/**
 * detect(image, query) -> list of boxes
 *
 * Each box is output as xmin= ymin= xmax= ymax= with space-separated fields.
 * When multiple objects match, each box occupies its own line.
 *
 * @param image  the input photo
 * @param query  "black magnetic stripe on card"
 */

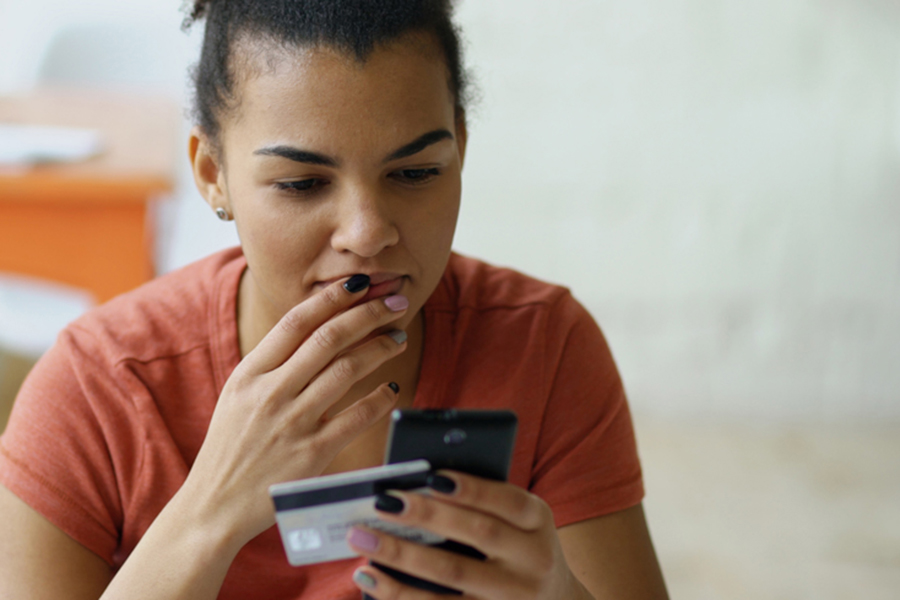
xmin=273 ymin=480 xmax=372 ymax=511
xmin=272 ymin=471 xmax=430 ymax=512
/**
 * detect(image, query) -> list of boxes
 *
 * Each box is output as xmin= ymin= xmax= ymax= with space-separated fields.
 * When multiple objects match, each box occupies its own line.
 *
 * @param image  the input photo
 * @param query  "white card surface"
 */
xmin=270 ymin=460 xmax=444 ymax=566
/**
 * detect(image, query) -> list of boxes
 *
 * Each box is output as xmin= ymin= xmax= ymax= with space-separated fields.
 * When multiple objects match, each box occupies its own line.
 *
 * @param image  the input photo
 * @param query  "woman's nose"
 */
xmin=330 ymin=190 xmax=400 ymax=257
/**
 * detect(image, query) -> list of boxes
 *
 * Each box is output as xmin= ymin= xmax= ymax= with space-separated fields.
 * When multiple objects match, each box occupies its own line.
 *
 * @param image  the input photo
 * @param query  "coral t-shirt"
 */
xmin=0 ymin=248 xmax=643 ymax=599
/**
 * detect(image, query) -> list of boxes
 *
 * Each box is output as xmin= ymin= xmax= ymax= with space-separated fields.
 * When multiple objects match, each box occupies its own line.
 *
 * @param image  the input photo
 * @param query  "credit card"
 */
xmin=270 ymin=459 xmax=444 ymax=566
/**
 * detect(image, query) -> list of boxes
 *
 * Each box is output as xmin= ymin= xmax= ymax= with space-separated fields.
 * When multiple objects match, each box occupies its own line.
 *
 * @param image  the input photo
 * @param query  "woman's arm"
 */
xmin=558 ymin=504 xmax=669 ymax=600
xmin=102 ymin=281 xmax=408 ymax=599
xmin=0 ymin=278 xmax=409 ymax=599
xmin=0 ymin=484 xmax=112 ymax=599
xmin=0 ymin=470 xmax=248 ymax=600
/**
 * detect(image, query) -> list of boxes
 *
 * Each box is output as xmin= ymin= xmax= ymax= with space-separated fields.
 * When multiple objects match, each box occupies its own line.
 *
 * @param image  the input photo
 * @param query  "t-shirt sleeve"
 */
xmin=0 ymin=327 xmax=130 ymax=565
xmin=529 ymin=294 xmax=644 ymax=528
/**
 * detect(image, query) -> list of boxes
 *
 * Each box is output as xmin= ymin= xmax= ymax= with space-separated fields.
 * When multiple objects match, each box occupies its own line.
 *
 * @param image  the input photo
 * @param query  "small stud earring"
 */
xmin=215 ymin=207 xmax=231 ymax=221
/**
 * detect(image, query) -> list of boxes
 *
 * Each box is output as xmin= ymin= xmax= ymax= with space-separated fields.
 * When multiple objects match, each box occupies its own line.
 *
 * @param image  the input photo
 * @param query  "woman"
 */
xmin=0 ymin=1 xmax=668 ymax=598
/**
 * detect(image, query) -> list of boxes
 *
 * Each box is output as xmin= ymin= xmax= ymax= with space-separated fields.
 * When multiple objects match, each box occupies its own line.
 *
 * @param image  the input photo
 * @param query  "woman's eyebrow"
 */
xmin=384 ymin=129 xmax=454 ymax=162
xmin=252 ymin=128 xmax=453 ymax=166
xmin=253 ymin=146 xmax=338 ymax=167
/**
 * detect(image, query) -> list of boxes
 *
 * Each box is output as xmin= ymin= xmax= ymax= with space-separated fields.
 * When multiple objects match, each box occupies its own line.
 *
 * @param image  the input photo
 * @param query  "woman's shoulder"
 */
xmin=434 ymin=252 xmax=575 ymax=314
xmin=62 ymin=247 xmax=245 ymax=366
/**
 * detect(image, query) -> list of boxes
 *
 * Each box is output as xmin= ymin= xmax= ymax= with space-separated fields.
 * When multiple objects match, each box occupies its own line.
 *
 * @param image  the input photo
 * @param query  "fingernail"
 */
xmin=374 ymin=492 xmax=405 ymax=514
xmin=344 ymin=274 xmax=370 ymax=293
xmin=427 ymin=474 xmax=457 ymax=495
xmin=384 ymin=294 xmax=409 ymax=312
xmin=388 ymin=382 xmax=400 ymax=394
xmin=348 ymin=527 xmax=380 ymax=552
xmin=353 ymin=569 xmax=377 ymax=590
xmin=388 ymin=329 xmax=407 ymax=345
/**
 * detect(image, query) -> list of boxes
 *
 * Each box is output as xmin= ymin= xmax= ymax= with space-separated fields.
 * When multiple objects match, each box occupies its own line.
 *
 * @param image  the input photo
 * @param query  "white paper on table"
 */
xmin=0 ymin=123 xmax=104 ymax=165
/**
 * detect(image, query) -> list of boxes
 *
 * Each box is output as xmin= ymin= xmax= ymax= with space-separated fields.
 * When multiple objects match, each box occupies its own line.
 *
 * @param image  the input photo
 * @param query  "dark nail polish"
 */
xmin=344 ymin=274 xmax=370 ymax=293
xmin=388 ymin=382 xmax=400 ymax=394
xmin=374 ymin=493 xmax=405 ymax=514
xmin=426 ymin=474 xmax=457 ymax=495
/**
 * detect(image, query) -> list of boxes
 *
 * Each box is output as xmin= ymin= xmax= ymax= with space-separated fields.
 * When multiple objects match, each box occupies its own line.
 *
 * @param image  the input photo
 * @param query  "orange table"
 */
xmin=0 ymin=88 xmax=179 ymax=303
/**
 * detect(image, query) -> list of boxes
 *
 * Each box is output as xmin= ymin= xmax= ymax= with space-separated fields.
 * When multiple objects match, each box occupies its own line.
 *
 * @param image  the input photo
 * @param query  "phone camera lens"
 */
xmin=443 ymin=428 xmax=467 ymax=445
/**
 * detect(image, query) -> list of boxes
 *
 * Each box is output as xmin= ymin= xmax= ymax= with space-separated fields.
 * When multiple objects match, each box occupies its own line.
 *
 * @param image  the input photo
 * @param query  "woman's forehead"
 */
xmin=224 ymin=36 xmax=457 ymax=155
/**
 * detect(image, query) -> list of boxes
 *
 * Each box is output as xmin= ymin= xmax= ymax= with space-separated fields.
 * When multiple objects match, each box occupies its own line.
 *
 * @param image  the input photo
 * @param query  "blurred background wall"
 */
xmin=2 ymin=0 xmax=897 ymax=423
xmin=2 ymin=1 xmax=899 ymax=597
xmin=4 ymin=0 xmax=897 ymax=423
xmin=457 ymin=1 xmax=900 ymax=423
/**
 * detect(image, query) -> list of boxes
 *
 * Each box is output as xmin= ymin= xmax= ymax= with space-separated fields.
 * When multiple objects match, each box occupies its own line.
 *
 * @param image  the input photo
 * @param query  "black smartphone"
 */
xmin=363 ymin=409 xmax=518 ymax=598
xmin=385 ymin=409 xmax=518 ymax=479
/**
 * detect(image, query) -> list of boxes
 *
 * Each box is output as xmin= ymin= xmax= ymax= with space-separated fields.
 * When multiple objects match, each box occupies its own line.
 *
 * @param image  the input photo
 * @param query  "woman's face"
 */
xmin=194 ymin=35 xmax=466 ymax=330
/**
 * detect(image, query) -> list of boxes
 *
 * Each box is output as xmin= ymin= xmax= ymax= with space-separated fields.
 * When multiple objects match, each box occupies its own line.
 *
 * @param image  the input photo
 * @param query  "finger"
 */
xmin=371 ymin=490 xmax=546 ymax=566
xmin=297 ymin=327 xmax=407 ymax=418
xmin=424 ymin=472 xmax=550 ymax=532
xmin=241 ymin=277 xmax=370 ymax=374
xmin=351 ymin=566 xmax=479 ymax=600
xmin=319 ymin=382 xmax=400 ymax=445
xmin=278 ymin=294 xmax=409 ymax=393
xmin=347 ymin=526 xmax=516 ymax=599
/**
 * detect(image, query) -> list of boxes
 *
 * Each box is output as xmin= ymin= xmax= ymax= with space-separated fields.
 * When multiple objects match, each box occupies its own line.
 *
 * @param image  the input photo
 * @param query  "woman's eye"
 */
xmin=394 ymin=167 xmax=440 ymax=184
xmin=274 ymin=179 xmax=326 ymax=194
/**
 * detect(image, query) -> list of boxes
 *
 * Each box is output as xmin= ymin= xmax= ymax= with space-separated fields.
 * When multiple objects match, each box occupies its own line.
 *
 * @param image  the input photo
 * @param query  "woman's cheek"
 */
xmin=232 ymin=193 xmax=324 ymax=306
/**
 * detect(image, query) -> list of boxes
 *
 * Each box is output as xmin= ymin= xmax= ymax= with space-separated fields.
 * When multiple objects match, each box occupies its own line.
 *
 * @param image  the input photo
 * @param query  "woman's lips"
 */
xmin=360 ymin=277 xmax=405 ymax=302
xmin=314 ymin=274 xmax=406 ymax=303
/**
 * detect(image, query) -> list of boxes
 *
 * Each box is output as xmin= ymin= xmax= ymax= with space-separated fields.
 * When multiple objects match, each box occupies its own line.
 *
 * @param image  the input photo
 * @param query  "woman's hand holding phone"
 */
xmin=175 ymin=276 xmax=409 ymax=551
xmin=347 ymin=471 xmax=595 ymax=600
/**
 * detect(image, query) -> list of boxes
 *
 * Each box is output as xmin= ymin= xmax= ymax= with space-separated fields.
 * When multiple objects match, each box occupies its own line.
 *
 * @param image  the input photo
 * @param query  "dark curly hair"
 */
xmin=183 ymin=0 xmax=470 ymax=148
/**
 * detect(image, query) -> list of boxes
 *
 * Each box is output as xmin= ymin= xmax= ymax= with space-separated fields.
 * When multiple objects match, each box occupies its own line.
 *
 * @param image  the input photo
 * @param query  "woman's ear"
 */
xmin=455 ymin=115 xmax=468 ymax=170
xmin=188 ymin=126 xmax=231 ymax=216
